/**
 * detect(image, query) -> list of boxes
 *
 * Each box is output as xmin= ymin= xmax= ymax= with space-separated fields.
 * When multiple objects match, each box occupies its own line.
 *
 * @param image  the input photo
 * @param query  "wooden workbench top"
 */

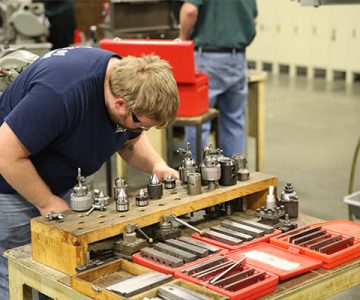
xmin=31 ymin=172 xmax=277 ymax=245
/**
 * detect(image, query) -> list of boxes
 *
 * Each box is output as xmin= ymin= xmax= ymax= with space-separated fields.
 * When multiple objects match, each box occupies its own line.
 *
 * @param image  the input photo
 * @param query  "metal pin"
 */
xmin=209 ymin=257 xmax=246 ymax=284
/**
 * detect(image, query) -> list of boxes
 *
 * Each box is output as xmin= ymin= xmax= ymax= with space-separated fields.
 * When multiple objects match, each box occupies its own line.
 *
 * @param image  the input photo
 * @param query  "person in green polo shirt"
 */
xmin=179 ymin=0 xmax=258 ymax=157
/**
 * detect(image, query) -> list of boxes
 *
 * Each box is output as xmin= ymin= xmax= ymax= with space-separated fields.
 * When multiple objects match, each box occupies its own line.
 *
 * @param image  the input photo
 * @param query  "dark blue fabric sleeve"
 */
xmin=4 ymin=84 xmax=70 ymax=155
xmin=127 ymin=131 xmax=142 ymax=140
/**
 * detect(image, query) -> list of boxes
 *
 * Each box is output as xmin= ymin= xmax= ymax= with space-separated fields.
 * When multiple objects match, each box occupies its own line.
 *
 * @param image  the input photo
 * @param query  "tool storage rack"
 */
xmin=30 ymin=172 xmax=277 ymax=275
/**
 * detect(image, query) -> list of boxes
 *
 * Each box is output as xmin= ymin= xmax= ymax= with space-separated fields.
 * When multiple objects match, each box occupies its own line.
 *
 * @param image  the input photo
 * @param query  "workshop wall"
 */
xmin=75 ymin=0 xmax=105 ymax=40
xmin=247 ymin=0 xmax=360 ymax=84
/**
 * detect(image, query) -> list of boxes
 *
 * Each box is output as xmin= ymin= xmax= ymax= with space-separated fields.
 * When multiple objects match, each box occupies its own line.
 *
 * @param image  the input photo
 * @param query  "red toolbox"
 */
xmin=177 ymin=73 xmax=209 ymax=116
xmin=99 ymin=38 xmax=209 ymax=117
xmin=228 ymin=242 xmax=322 ymax=280
xmin=270 ymin=220 xmax=360 ymax=269
xmin=192 ymin=229 xmax=282 ymax=252
xmin=99 ymin=38 xmax=196 ymax=84
xmin=174 ymin=255 xmax=279 ymax=300
xmin=132 ymin=238 xmax=228 ymax=275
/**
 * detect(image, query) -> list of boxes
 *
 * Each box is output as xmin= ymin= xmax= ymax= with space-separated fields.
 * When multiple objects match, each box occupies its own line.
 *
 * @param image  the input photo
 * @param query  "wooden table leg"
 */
xmin=7 ymin=258 xmax=91 ymax=300
xmin=8 ymin=260 xmax=31 ymax=300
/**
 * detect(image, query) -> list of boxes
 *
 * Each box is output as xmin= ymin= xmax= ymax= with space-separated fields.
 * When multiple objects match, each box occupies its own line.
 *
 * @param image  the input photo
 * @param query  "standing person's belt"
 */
xmin=195 ymin=46 xmax=245 ymax=53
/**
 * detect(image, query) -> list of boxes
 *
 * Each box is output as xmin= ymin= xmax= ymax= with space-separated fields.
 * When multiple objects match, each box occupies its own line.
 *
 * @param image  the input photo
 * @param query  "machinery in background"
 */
xmin=0 ymin=0 xmax=51 ymax=55
xmin=100 ymin=0 xmax=179 ymax=39
xmin=0 ymin=0 xmax=52 ymax=91
xmin=0 ymin=46 xmax=38 ymax=92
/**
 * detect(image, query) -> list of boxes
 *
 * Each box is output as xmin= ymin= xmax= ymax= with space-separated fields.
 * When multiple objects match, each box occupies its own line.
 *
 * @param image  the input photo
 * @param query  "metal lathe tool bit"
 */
xmin=209 ymin=257 xmax=246 ymax=284
xmin=107 ymin=272 xmax=172 ymax=297
xmin=181 ymin=256 xmax=226 ymax=275
xmin=177 ymin=237 xmax=220 ymax=254
xmin=297 ymin=233 xmax=332 ymax=247
xmin=192 ymin=261 xmax=235 ymax=279
xmin=164 ymin=175 xmax=176 ymax=189
xmin=136 ymin=188 xmax=149 ymax=207
xmin=157 ymin=283 xmax=212 ymax=300
xmin=211 ymin=226 xmax=252 ymax=241
xmin=275 ymin=225 xmax=310 ymax=239
xmin=319 ymin=236 xmax=354 ymax=255
xmin=213 ymin=268 xmax=255 ymax=287
xmin=309 ymin=235 xmax=342 ymax=250
xmin=187 ymin=172 xmax=202 ymax=195
xmin=140 ymin=247 xmax=184 ymax=267
xmin=203 ymin=229 xmax=243 ymax=245
xmin=46 ymin=211 xmax=64 ymax=221
xmin=229 ymin=218 xmax=275 ymax=234
xmin=292 ymin=229 xmax=327 ymax=245
xmin=288 ymin=226 xmax=322 ymax=243
xmin=154 ymin=242 xmax=197 ymax=263
xmin=165 ymin=239 xmax=209 ymax=258
xmin=223 ymin=271 xmax=266 ymax=291
xmin=221 ymin=220 xmax=265 ymax=237
xmin=147 ymin=174 xmax=163 ymax=199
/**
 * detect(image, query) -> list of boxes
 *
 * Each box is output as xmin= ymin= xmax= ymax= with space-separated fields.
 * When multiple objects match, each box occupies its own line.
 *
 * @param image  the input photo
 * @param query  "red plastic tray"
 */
xmin=192 ymin=229 xmax=282 ymax=251
xmin=132 ymin=241 xmax=228 ymax=275
xmin=174 ymin=255 xmax=279 ymax=300
xmin=177 ymin=73 xmax=209 ymax=117
xmin=270 ymin=220 xmax=360 ymax=269
xmin=228 ymin=242 xmax=322 ymax=280
xmin=99 ymin=39 xmax=196 ymax=84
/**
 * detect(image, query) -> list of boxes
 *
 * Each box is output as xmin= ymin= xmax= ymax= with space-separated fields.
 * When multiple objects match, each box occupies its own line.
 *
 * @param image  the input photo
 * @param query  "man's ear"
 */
xmin=113 ymin=97 xmax=126 ymax=112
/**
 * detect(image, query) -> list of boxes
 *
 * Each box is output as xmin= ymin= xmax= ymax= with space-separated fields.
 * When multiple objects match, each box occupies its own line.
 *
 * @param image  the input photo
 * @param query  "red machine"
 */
xmin=99 ymin=39 xmax=209 ymax=116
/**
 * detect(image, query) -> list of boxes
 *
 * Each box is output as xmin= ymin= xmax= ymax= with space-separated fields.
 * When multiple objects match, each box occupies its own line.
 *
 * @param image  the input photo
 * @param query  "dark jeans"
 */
xmin=0 ymin=193 xmax=39 ymax=299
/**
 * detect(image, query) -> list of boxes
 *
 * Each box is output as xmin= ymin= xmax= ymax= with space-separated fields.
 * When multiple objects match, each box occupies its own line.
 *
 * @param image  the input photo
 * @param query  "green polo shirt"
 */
xmin=185 ymin=0 xmax=258 ymax=49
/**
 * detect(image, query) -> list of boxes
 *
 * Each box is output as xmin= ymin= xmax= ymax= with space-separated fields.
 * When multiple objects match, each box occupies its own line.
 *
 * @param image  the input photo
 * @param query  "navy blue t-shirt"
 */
xmin=0 ymin=46 xmax=140 ymax=195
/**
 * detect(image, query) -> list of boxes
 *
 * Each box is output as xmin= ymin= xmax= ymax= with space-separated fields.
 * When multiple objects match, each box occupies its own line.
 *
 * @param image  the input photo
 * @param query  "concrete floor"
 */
xmin=262 ymin=74 xmax=360 ymax=221
xmin=93 ymin=73 xmax=360 ymax=299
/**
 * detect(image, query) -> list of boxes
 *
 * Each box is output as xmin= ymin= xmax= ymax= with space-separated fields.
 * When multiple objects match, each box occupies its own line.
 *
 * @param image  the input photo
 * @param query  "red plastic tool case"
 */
xmin=192 ymin=229 xmax=282 ymax=251
xmin=228 ymin=242 xmax=322 ymax=280
xmin=270 ymin=220 xmax=360 ymax=269
xmin=99 ymin=38 xmax=209 ymax=117
xmin=174 ymin=255 xmax=279 ymax=300
xmin=177 ymin=73 xmax=209 ymax=116
xmin=132 ymin=242 xmax=228 ymax=275
xmin=100 ymin=39 xmax=196 ymax=84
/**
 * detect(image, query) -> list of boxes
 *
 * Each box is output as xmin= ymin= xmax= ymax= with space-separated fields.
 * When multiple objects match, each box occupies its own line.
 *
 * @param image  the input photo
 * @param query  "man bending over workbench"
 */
xmin=0 ymin=46 xmax=179 ymax=299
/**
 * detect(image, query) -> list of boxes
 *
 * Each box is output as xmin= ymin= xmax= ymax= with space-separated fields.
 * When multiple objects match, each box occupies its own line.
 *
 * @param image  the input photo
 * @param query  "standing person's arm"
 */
xmin=0 ymin=122 xmax=69 ymax=216
xmin=118 ymin=133 xmax=179 ymax=181
xmin=179 ymin=2 xmax=198 ymax=40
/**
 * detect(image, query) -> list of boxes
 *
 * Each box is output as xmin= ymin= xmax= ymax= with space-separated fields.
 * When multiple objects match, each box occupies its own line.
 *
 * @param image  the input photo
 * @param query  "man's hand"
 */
xmin=152 ymin=163 xmax=179 ymax=181
xmin=37 ymin=195 xmax=70 ymax=216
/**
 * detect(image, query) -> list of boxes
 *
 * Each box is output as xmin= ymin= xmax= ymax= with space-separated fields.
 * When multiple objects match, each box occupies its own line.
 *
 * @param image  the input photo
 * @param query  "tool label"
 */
xmin=244 ymin=250 xmax=300 ymax=270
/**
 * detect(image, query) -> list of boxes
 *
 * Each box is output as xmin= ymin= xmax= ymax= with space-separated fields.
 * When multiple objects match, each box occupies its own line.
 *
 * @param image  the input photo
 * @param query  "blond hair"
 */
xmin=109 ymin=55 xmax=179 ymax=128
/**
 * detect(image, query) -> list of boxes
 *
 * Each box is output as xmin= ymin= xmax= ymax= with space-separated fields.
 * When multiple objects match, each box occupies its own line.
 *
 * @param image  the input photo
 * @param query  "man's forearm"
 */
xmin=179 ymin=3 xmax=198 ymax=40
xmin=118 ymin=133 xmax=167 ymax=174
